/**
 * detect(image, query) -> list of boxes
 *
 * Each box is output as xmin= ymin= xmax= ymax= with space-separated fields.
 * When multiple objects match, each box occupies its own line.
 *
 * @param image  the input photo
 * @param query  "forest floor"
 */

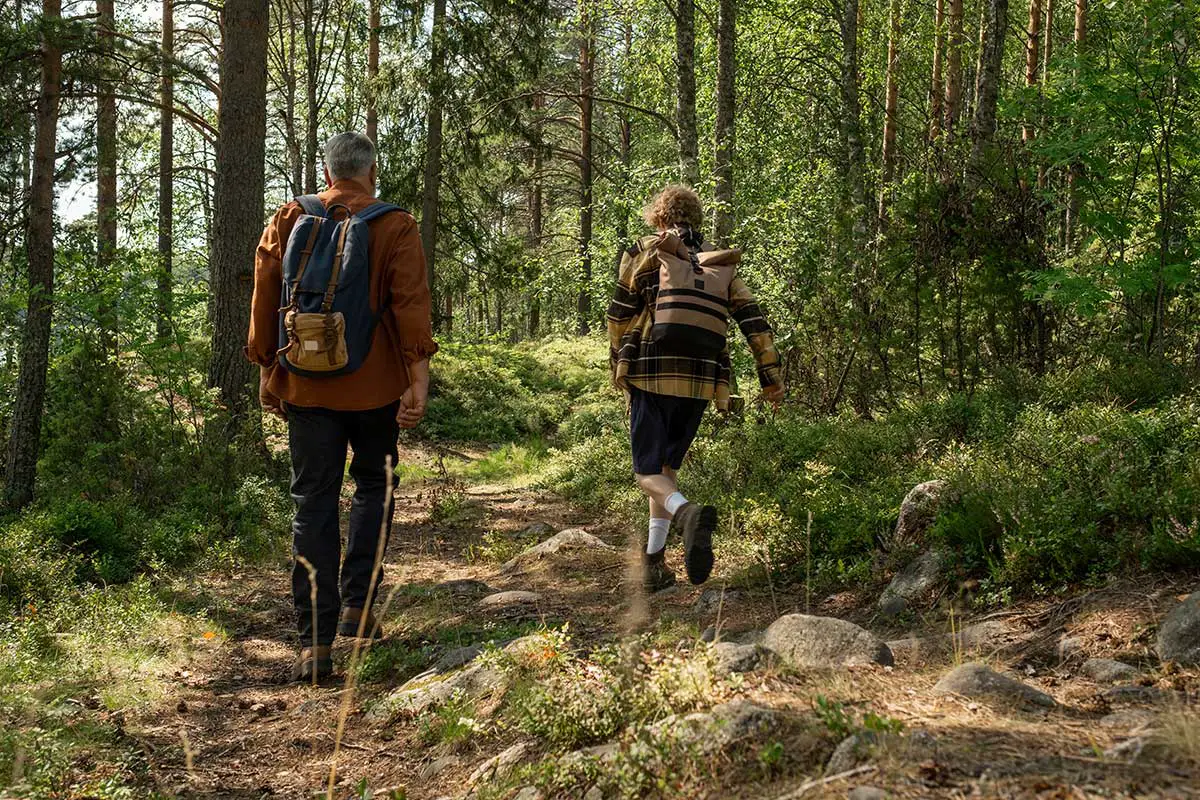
xmin=29 ymin=443 xmax=1200 ymax=800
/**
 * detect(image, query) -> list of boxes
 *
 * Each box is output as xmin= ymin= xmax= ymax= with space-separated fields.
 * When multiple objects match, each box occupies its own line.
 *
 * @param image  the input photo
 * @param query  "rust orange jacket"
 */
xmin=245 ymin=180 xmax=438 ymax=411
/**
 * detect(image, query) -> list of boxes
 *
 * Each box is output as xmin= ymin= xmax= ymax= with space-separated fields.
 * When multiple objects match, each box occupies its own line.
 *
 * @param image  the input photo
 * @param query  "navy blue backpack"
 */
xmin=277 ymin=195 xmax=404 ymax=377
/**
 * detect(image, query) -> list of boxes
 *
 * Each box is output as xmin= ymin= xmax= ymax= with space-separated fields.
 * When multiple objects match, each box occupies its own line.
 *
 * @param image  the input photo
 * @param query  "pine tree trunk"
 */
xmin=157 ymin=0 xmax=174 ymax=339
xmin=968 ymin=0 xmax=1010 ymax=180
xmin=1038 ymin=0 xmax=1054 ymax=189
xmin=577 ymin=0 xmax=594 ymax=336
xmin=713 ymin=0 xmax=736 ymax=246
xmin=615 ymin=17 xmax=633 ymax=275
xmin=366 ymin=0 xmax=379 ymax=144
xmin=96 ymin=0 xmax=118 ymax=354
xmin=303 ymin=0 xmax=318 ymax=193
xmin=878 ymin=0 xmax=901 ymax=224
xmin=207 ymin=0 xmax=269 ymax=422
xmin=943 ymin=0 xmax=965 ymax=138
xmin=421 ymin=0 xmax=446 ymax=326
xmin=674 ymin=0 xmax=698 ymax=186
xmin=1023 ymin=0 xmax=1043 ymax=143
xmin=930 ymin=0 xmax=945 ymax=142
xmin=5 ymin=0 xmax=61 ymax=510
xmin=1065 ymin=0 xmax=1086 ymax=250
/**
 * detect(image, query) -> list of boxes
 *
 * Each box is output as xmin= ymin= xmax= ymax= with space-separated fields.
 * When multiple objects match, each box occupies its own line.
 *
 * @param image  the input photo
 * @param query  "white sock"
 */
xmin=647 ymin=518 xmax=671 ymax=554
xmin=664 ymin=492 xmax=688 ymax=516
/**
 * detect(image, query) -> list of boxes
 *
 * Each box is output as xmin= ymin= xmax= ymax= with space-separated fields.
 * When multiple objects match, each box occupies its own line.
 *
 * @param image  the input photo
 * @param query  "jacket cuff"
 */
xmin=244 ymin=345 xmax=277 ymax=368
xmin=401 ymin=337 xmax=439 ymax=365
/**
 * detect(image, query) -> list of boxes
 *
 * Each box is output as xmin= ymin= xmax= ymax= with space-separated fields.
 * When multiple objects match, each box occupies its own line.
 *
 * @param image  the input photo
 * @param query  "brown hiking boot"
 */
xmin=338 ymin=607 xmax=384 ymax=640
xmin=672 ymin=503 xmax=717 ymax=585
xmin=643 ymin=548 xmax=677 ymax=593
xmin=291 ymin=645 xmax=334 ymax=683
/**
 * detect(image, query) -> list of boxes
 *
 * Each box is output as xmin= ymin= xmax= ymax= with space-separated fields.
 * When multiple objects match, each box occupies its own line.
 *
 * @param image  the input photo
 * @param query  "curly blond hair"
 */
xmin=643 ymin=185 xmax=704 ymax=231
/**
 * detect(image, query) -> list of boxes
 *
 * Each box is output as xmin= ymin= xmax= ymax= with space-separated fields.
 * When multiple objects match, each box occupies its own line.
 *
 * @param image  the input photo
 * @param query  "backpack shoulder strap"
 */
xmin=354 ymin=202 xmax=406 ymax=223
xmin=295 ymin=194 xmax=327 ymax=217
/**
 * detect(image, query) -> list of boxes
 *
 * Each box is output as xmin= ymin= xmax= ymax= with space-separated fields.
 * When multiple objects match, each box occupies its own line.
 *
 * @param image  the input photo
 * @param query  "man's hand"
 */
xmin=259 ymin=367 xmax=286 ymax=420
xmin=398 ymin=359 xmax=430 ymax=429
xmin=762 ymin=382 xmax=786 ymax=409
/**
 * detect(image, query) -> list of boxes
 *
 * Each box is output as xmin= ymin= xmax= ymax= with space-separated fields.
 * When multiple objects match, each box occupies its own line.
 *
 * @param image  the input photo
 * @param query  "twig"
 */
xmin=773 ymin=765 xmax=877 ymax=799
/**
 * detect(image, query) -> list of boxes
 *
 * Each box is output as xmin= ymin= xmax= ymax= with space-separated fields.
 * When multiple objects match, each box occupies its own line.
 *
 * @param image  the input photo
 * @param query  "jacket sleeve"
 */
xmin=729 ymin=276 xmax=783 ymax=389
xmin=386 ymin=215 xmax=439 ymax=365
xmin=245 ymin=206 xmax=289 ymax=367
xmin=606 ymin=245 xmax=646 ymax=367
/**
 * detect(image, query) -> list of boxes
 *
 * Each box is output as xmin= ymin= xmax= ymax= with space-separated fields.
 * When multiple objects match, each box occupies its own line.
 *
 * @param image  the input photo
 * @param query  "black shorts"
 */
xmin=629 ymin=387 xmax=709 ymax=475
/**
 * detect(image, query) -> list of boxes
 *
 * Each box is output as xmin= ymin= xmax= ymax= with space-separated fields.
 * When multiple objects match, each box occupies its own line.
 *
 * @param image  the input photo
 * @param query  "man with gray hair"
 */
xmin=247 ymin=132 xmax=438 ymax=681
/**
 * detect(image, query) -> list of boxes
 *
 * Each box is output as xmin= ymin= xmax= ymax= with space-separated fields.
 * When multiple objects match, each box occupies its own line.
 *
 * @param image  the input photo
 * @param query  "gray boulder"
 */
xmin=710 ymin=642 xmax=765 ymax=675
xmin=1081 ymin=658 xmax=1139 ymax=683
xmin=878 ymin=548 xmax=945 ymax=617
xmin=501 ymin=528 xmax=615 ymax=572
xmin=369 ymin=663 xmax=506 ymax=720
xmin=932 ymin=662 xmax=1056 ymax=708
xmin=432 ymin=644 xmax=483 ymax=673
xmin=1102 ymin=685 xmax=1170 ymax=705
xmin=764 ymin=614 xmax=894 ymax=669
xmin=650 ymin=700 xmax=777 ymax=752
xmin=826 ymin=733 xmax=876 ymax=774
xmin=434 ymin=578 xmax=491 ymax=596
xmin=1157 ymin=590 xmax=1200 ymax=665
xmin=883 ymin=480 xmax=951 ymax=551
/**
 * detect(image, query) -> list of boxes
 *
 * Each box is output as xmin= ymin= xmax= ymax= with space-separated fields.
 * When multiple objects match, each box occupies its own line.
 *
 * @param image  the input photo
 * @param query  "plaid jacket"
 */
xmin=607 ymin=234 xmax=783 ymax=409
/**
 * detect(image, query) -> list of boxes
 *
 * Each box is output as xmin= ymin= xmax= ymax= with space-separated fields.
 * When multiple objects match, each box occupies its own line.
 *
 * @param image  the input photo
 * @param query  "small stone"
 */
xmin=700 ymin=626 xmax=717 ymax=643
xmin=467 ymin=742 xmax=530 ymax=787
xmin=371 ymin=663 xmax=507 ymax=720
xmin=878 ymin=549 xmax=945 ymax=617
xmin=932 ymin=662 xmax=1056 ymax=708
xmin=522 ymin=521 xmax=556 ymax=538
xmin=1099 ymin=709 xmax=1156 ymax=730
xmin=1102 ymin=685 xmax=1169 ymax=704
xmin=1056 ymin=636 xmax=1085 ymax=662
xmin=1081 ymin=658 xmax=1139 ymax=683
xmin=763 ymin=614 xmax=894 ymax=669
xmin=479 ymin=590 xmax=542 ymax=609
xmin=249 ymin=702 xmax=267 ymax=715
xmin=435 ymin=578 xmax=492 ymax=596
xmin=650 ymin=700 xmax=776 ymax=753
xmin=693 ymin=588 xmax=742 ymax=615
xmin=418 ymin=756 xmax=458 ymax=781
xmin=884 ymin=480 xmax=951 ymax=551
xmin=848 ymin=788 xmax=887 ymax=800
xmin=512 ymin=788 xmax=543 ymax=800
xmin=582 ymin=787 xmax=603 ymax=800
xmin=710 ymin=642 xmax=764 ymax=675
xmin=1157 ymin=590 xmax=1200 ymax=665
xmin=433 ymin=644 xmax=483 ymax=673
xmin=827 ymin=733 xmax=876 ymax=774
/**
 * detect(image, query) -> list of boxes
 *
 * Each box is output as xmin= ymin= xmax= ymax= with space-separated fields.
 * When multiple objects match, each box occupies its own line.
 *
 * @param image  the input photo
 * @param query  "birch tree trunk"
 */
xmin=421 ymin=0 xmax=447 ymax=323
xmin=968 ymin=0 xmax=1010 ymax=181
xmin=366 ymin=0 xmax=379 ymax=143
xmin=879 ymin=0 xmax=901 ymax=224
xmin=97 ymin=0 xmax=118 ymax=353
xmin=930 ymin=0 xmax=945 ymax=142
xmin=577 ymin=0 xmax=595 ymax=335
xmin=1065 ymin=0 xmax=1086 ymax=250
xmin=157 ymin=0 xmax=174 ymax=339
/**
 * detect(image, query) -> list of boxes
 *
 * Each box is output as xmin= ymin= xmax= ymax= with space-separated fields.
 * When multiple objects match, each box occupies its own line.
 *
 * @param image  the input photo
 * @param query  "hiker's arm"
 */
xmin=245 ymin=206 xmax=289 ymax=368
xmin=386 ymin=216 xmax=440 ymax=369
xmin=606 ymin=248 xmax=645 ymax=368
xmin=729 ymin=277 xmax=784 ymax=397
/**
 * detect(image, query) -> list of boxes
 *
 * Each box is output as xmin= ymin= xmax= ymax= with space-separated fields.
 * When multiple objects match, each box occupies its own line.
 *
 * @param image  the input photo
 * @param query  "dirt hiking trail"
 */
xmin=122 ymin=446 xmax=1198 ymax=799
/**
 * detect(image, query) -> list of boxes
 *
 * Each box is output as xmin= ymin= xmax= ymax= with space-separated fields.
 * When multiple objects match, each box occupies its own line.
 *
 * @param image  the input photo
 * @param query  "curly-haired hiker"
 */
xmin=607 ymin=186 xmax=785 ymax=593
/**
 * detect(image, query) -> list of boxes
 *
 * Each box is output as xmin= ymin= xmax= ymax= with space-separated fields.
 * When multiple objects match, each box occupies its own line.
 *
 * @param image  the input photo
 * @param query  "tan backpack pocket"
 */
xmin=282 ymin=309 xmax=349 ymax=372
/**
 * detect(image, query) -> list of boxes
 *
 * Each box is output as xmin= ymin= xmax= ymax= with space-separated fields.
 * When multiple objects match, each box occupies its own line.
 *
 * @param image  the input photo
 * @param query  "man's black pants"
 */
xmin=287 ymin=401 xmax=399 ymax=646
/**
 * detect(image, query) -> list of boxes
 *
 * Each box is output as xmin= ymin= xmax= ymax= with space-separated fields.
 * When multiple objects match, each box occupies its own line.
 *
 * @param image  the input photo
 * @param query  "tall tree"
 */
xmin=366 ymin=0 xmax=379 ymax=144
xmin=930 ymin=0 xmax=945 ymax=142
xmin=5 ymin=0 xmax=62 ymax=510
xmin=968 ymin=0 xmax=1010 ymax=178
xmin=577 ymin=0 xmax=594 ymax=335
xmin=878 ymin=0 xmax=901 ymax=224
xmin=713 ymin=0 xmax=736 ymax=245
xmin=943 ymin=0 xmax=965 ymax=138
xmin=207 ymin=0 xmax=269 ymax=421
xmin=157 ymin=0 xmax=174 ymax=339
xmin=97 ymin=0 xmax=118 ymax=353
xmin=1064 ymin=0 xmax=1086 ymax=249
xmin=1022 ymin=0 xmax=1043 ymax=144
xmin=421 ymin=0 xmax=447 ymax=323
xmin=1038 ymin=0 xmax=1055 ymax=189
xmin=674 ymin=0 xmax=698 ymax=186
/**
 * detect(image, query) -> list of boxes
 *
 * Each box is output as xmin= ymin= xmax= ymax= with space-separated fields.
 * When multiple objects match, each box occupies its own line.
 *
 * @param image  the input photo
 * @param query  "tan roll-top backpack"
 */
xmin=649 ymin=230 xmax=741 ymax=358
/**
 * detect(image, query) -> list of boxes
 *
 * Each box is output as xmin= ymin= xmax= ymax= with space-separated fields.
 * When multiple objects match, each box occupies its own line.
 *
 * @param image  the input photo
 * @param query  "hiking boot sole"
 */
xmin=683 ymin=505 xmax=717 ymax=585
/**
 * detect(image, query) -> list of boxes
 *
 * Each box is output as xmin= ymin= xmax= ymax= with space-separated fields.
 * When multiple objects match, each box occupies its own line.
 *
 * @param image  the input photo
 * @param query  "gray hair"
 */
xmin=323 ymin=132 xmax=376 ymax=180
